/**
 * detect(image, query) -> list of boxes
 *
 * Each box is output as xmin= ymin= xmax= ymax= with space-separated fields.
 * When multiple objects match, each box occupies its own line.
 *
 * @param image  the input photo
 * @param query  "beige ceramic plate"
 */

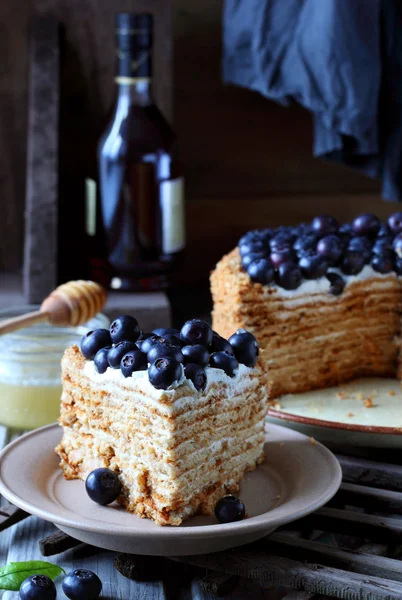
xmin=268 ymin=378 xmax=402 ymax=448
xmin=0 ymin=423 xmax=341 ymax=556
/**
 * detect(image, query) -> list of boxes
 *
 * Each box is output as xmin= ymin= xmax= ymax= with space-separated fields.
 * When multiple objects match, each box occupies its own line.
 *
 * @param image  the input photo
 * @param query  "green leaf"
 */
xmin=0 ymin=560 xmax=65 ymax=591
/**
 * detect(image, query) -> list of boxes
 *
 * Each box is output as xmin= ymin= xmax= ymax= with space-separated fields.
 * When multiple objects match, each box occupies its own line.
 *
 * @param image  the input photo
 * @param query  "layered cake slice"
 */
xmin=56 ymin=316 xmax=267 ymax=526
xmin=211 ymin=213 xmax=402 ymax=398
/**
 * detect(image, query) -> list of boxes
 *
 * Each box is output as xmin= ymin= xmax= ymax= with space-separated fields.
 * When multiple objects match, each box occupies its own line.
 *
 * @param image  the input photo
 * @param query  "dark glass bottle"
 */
xmin=96 ymin=13 xmax=185 ymax=291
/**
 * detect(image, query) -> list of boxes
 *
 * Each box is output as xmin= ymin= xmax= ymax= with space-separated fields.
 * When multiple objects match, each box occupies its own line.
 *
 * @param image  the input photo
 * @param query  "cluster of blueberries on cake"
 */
xmin=80 ymin=315 xmax=259 ymax=391
xmin=239 ymin=212 xmax=402 ymax=294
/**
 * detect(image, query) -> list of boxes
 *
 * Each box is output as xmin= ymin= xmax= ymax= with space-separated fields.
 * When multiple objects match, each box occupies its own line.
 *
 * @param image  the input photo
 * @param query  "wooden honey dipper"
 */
xmin=0 ymin=280 xmax=107 ymax=336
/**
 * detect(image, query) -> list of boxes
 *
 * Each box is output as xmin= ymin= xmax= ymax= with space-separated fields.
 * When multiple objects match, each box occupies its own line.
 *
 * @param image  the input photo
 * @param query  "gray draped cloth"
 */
xmin=223 ymin=0 xmax=402 ymax=201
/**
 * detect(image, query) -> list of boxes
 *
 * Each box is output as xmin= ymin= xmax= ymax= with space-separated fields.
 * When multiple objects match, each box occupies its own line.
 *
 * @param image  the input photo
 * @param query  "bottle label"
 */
xmin=160 ymin=177 xmax=185 ymax=254
xmin=85 ymin=178 xmax=97 ymax=237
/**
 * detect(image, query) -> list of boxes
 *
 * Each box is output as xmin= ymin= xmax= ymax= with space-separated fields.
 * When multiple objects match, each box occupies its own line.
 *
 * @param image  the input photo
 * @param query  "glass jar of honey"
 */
xmin=0 ymin=307 xmax=109 ymax=430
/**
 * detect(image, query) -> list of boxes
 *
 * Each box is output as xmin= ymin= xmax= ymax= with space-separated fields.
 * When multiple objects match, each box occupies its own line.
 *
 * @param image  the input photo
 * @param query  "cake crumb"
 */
xmin=389 ymin=390 xmax=396 ymax=396
xmin=309 ymin=437 xmax=317 ymax=445
xmin=336 ymin=391 xmax=347 ymax=400
xmin=279 ymin=442 xmax=285 ymax=447
xmin=273 ymin=402 xmax=282 ymax=410
xmin=347 ymin=412 xmax=354 ymax=418
xmin=356 ymin=392 xmax=364 ymax=401
xmin=364 ymin=398 xmax=374 ymax=408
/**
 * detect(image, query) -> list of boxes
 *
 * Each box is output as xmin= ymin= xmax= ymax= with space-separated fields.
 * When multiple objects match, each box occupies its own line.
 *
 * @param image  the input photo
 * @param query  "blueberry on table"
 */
xmin=298 ymin=253 xmax=328 ymax=279
xmin=108 ymin=341 xmax=137 ymax=368
xmin=209 ymin=352 xmax=239 ymax=377
xmin=326 ymin=272 xmax=346 ymax=296
xmin=209 ymin=332 xmax=234 ymax=356
xmin=311 ymin=214 xmax=339 ymax=236
xmin=316 ymin=234 xmax=343 ymax=264
xmin=184 ymin=363 xmax=207 ymax=391
xmin=182 ymin=344 xmax=210 ymax=366
xmin=340 ymin=251 xmax=365 ymax=276
xmin=228 ymin=329 xmax=259 ymax=367
xmin=147 ymin=343 xmax=184 ymax=364
xmin=62 ymin=569 xmax=102 ymax=600
xmin=148 ymin=357 xmax=182 ymax=389
xmin=94 ymin=346 xmax=112 ymax=374
xmin=352 ymin=213 xmax=381 ymax=237
xmin=80 ymin=329 xmax=111 ymax=360
xmin=110 ymin=315 xmax=141 ymax=344
xmin=121 ymin=349 xmax=147 ymax=377
xmin=388 ymin=212 xmax=402 ymax=235
xmin=371 ymin=255 xmax=393 ymax=274
xmin=152 ymin=327 xmax=180 ymax=337
xmin=86 ymin=468 xmax=122 ymax=505
xmin=247 ymin=258 xmax=275 ymax=285
xmin=276 ymin=262 xmax=303 ymax=290
xmin=180 ymin=319 xmax=213 ymax=347
xmin=19 ymin=575 xmax=56 ymax=600
xmin=138 ymin=334 xmax=163 ymax=354
xmin=215 ymin=495 xmax=246 ymax=523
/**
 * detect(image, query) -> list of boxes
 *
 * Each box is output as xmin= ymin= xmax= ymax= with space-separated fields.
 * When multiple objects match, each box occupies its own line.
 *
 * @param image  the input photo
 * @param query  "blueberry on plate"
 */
xmin=388 ymin=212 xmax=402 ymax=235
xmin=276 ymin=262 xmax=303 ymax=290
xmin=326 ymin=272 xmax=346 ymax=296
xmin=110 ymin=315 xmax=141 ymax=344
xmin=184 ymin=363 xmax=207 ymax=391
xmin=215 ymin=495 xmax=246 ymax=523
xmin=311 ymin=214 xmax=339 ymax=236
xmin=147 ymin=343 xmax=184 ymax=364
xmin=393 ymin=233 xmax=402 ymax=258
xmin=371 ymin=255 xmax=393 ymax=274
xmin=108 ymin=341 xmax=137 ymax=368
xmin=121 ymin=349 xmax=147 ymax=377
xmin=247 ymin=258 xmax=275 ymax=285
xmin=228 ymin=329 xmax=259 ymax=367
xmin=182 ymin=344 xmax=210 ymax=366
xmin=340 ymin=251 xmax=365 ymax=276
xmin=209 ymin=332 xmax=234 ymax=356
xmin=19 ymin=575 xmax=56 ymax=600
xmin=80 ymin=329 xmax=111 ymax=360
xmin=180 ymin=319 xmax=213 ymax=347
xmin=94 ymin=346 xmax=112 ymax=374
xmin=148 ymin=357 xmax=182 ymax=390
xmin=137 ymin=334 xmax=162 ymax=354
xmin=352 ymin=213 xmax=381 ymax=237
xmin=209 ymin=352 xmax=239 ymax=377
xmin=152 ymin=327 xmax=180 ymax=337
xmin=316 ymin=234 xmax=343 ymax=264
xmin=62 ymin=569 xmax=102 ymax=600
xmin=85 ymin=468 xmax=122 ymax=505
xmin=298 ymin=253 xmax=328 ymax=279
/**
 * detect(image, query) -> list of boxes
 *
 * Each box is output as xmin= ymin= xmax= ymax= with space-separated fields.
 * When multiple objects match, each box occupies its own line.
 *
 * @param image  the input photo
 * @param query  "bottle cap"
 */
xmin=115 ymin=13 xmax=153 ymax=50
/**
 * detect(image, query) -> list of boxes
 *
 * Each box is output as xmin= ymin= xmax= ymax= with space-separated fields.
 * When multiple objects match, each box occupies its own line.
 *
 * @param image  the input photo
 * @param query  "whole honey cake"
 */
xmin=211 ymin=213 xmax=402 ymax=398
xmin=56 ymin=316 xmax=268 ymax=526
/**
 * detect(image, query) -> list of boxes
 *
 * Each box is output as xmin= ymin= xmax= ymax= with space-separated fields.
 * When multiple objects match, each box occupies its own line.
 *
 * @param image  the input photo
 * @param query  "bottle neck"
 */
xmin=114 ymin=43 xmax=153 ymax=106
xmin=115 ymin=79 xmax=152 ymax=106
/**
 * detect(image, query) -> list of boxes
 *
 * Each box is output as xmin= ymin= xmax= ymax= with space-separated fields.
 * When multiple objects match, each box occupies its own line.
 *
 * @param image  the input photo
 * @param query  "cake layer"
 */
xmin=211 ymin=248 xmax=402 ymax=397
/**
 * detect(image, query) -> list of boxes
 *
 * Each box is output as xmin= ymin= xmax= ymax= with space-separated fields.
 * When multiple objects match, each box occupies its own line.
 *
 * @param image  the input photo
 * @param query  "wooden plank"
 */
xmin=337 ymin=455 xmax=402 ymax=492
xmin=23 ymin=16 xmax=59 ymax=303
xmin=335 ymin=482 xmax=402 ymax=514
xmin=174 ymin=552 xmax=402 ymax=600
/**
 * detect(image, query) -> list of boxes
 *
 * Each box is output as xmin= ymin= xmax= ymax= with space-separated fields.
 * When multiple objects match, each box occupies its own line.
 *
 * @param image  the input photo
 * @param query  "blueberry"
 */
xmin=241 ymin=251 xmax=267 ymax=270
xmin=147 ymin=343 xmax=184 ymax=364
xmin=94 ymin=346 xmax=112 ymax=374
xmin=85 ymin=468 xmax=122 ymax=505
xmin=184 ymin=363 xmax=207 ymax=391
xmin=138 ymin=334 xmax=163 ymax=354
xmin=326 ymin=272 xmax=346 ymax=296
xmin=62 ymin=569 xmax=102 ymax=600
xmin=110 ymin=315 xmax=141 ymax=344
xmin=293 ymin=233 xmax=318 ymax=255
xmin=152 ymin=327 xmax=180 ymax=337
xmin=239 ymin=239 xmax=267 ymax=257
xmin=163 ymin=333 xmax=185 ymax=348
xmin=209 ymin=332 xmax=235 ymax=356
xmin=388 ymin=212 xmax=402 ymax=235
xmin=352 ymin=213 xmax=381 ymax=237
xmin=371 ymin=255 xmax=393 ymax=274
xmin=247 ymin=258 xmax=275 ymax=284
xmin=338 ymin=223 xmax=354 ymax=237
xmin=395 ymin=257 xmax=402 ymax=275
xmin=80 ymin=329 xmax=111 ymax=360
xmin=148 ymin=357 xmax=182 ymax=390
xmin=269 ymin=236 xmax=293 ymax=252
xmin=372 ymin=238 xmax=393 ymax=257
xmin=393 ymin=233 xmax=402 ymax=258
xmin=348 ymin=236 xmax=372 ymax=262
xmin=340 ymin=251 xmax=365 ymax=275
xmin=276 ymin=262 xmax=303 ymax=290
xmin=209 ymin=352 xmax=239 ymax=377
xmin=215 ymin=495 xmax=246 ymax=523
xmin=108 ymin=341 xmax=137 ymax=368
xmin=120 ymin=349 xmax=147 ymax=377
xmin=311 ymin=214 xmax=339 ymax=236
xmin=298 ymin=253 xmax=328 ymax=279
xmin=19 ymin=575 xmax=56 ymax=600
xmin=228 ymin=329 xmax=259 ymax=367
xmin=270 ymin=248 xmax=296 ymax=268
xmin=182 ymin=344 xmax=210 ymax=366
xmin=316 ymin=234 xmax=343 ymax=264
xmin=378 ymin=222 xmax=391 ymax=238
xmin=180 ymin=319 xmax=213 ymax=347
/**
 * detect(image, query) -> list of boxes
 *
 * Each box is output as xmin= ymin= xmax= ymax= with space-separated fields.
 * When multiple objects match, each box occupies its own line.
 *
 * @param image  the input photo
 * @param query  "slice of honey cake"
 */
xmin=56 ymin=316 xmax=268 ymax=526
